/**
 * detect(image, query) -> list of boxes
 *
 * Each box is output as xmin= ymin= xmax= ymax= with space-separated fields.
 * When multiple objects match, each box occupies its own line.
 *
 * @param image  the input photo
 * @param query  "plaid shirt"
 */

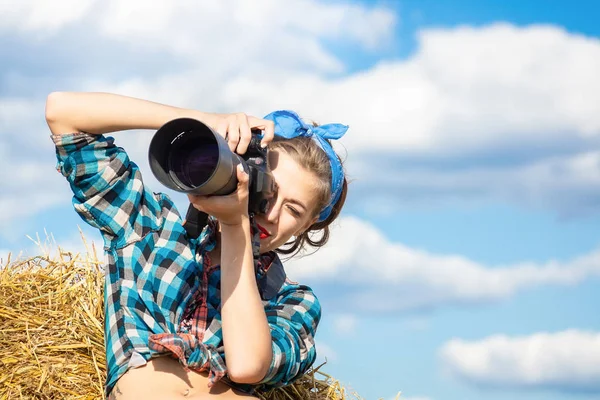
xmin=52 ymin=132 xmax=321 ymax=397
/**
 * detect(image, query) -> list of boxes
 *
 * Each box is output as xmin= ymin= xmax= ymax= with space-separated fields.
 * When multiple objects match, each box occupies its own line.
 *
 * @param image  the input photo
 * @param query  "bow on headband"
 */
xmin=263 ymin=110 xmax=348 ymax=222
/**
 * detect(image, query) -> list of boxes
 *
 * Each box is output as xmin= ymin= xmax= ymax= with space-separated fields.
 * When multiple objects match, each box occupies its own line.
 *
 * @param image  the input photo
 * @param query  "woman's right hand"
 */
xmin=200 ymin=112 xmax=275 ymax=155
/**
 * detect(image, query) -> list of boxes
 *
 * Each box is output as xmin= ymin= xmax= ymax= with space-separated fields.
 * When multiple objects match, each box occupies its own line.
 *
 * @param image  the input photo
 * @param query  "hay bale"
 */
xmin=0 ymin=238 xmax=360 ymax=400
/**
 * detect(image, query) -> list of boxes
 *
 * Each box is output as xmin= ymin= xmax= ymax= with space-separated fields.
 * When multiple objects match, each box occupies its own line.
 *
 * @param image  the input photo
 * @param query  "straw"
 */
xmin=0 ymin=234 xmax=364 ymax=400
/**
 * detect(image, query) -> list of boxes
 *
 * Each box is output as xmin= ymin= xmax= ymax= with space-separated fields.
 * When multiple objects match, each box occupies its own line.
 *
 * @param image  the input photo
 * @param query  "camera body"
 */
xmin=243 ymin=134 xmax=275 ymax=214
xmin=148 ymin=118 xmax=275 ymax=215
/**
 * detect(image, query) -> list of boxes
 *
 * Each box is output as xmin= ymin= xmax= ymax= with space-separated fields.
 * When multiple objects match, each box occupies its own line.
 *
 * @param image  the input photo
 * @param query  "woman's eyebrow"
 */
xmin=271 ymin=173 xmax=308 ymax=211
xmin=288 ymin=198 xmax=308 ymax=211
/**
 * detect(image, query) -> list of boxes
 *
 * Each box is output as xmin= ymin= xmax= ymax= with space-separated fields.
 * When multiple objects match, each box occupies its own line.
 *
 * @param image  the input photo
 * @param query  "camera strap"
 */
xmin=183 ymin=204 xmax=208 ymax=239
xmin=182 ymin=204 xmax=287 ymax=299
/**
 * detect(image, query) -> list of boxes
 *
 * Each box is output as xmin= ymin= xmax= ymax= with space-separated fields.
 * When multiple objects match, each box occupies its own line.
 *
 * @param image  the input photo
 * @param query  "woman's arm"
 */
xmin=188 ymin=166 xmax=273 ymax=384
xmin=45 ymin=91 xmax=208 ymax=136
xmin=258 ymin=284 xmax=321 ymax=387
xmin=45 ymin=91 xmax=275 ymax=152
xmin=220 ymin=217 xmax=273 ymax=384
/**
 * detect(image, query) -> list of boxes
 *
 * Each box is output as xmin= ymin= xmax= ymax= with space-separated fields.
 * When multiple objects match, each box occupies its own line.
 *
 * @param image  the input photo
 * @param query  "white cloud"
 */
xmin=0 ymin=0 xmax=97 ymax=34
xmin=16 ymin=19 xmax=596 ymax=153
xmin=0 ymin=188 xmax=63 ymax=226
xmin=96 ymin=0 xmax=394 ymax=64
xmin=0 ymin=16 xmax=599 ymax=316
xmin=0 ymin=0 xmax=395 ymax=76
xmin=0 ymin=96 xmax=71 ymax=236
xmin=0 ymin=141 xmax=67 ymax=232
xmin=440 ymin=330 xmax=600 ymax=391
xmin=355 ymin=149 xmax=600 ymax=216
xmin=0 ymin=0 xmax=397 ymax=231
xmin=331 ymin=313 xmax=359 ymax=335
xmin=219 ymin=23 xmax=600 ymax=152
xmin=0 ymin=98 xmax=43 ymax=130
xmin=210 ymin=24 xmax=600 ymax=216
xmin=315 ymin=340 xmax=337 ymax=363
xmin=286 ymin=216 xmax=600 ymax=312
xmin=2 ymin=5 xmax=600 ymax=240
xmin=71 ymin=22 xmax=600 ymax=216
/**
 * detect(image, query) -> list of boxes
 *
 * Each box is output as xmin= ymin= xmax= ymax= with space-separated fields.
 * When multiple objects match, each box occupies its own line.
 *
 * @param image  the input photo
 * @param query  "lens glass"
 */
xmin=168 ymin=131 xmax=219 ymax=188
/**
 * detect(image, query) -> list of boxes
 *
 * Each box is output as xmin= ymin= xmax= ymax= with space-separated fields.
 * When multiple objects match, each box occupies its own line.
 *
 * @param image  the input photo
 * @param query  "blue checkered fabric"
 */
xmin=52 ymin=132 xmax=321 ymax=397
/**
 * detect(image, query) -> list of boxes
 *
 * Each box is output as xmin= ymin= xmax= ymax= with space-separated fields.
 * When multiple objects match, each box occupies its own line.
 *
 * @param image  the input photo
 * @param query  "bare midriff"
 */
xmin=110 ymin=357 xmax=257 ymax=399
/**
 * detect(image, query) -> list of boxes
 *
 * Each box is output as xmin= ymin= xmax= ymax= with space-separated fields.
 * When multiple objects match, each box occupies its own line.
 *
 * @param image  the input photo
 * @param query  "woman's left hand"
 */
xmin=187 ymin=164 xmax=250 ymax=226
xmin=198 ymin=112 xmax=275 ymax=155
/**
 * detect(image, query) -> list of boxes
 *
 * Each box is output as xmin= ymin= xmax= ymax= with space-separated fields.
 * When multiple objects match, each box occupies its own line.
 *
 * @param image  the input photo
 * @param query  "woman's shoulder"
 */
xmin=260 ymin=253 xmax=319 ymax=301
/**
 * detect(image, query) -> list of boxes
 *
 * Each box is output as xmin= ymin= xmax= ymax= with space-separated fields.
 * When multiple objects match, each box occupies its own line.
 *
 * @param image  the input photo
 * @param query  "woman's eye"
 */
xmin=287 ymin=206 xmax=301 ymax=217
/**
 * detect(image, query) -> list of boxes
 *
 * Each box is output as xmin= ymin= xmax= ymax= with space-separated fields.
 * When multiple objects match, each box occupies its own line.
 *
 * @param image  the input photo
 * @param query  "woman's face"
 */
xmin=254 ymin=148 xmax=320 ymax=253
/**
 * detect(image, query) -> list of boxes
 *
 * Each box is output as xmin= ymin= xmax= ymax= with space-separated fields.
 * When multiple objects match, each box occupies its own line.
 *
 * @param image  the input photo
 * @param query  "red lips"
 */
xmin=256 ymin=223 xmax=270 ymax=239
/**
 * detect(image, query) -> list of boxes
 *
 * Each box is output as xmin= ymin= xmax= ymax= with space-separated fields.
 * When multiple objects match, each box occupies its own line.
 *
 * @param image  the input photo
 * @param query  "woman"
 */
xmin=45 ymin=92 xmax=348 ymax=399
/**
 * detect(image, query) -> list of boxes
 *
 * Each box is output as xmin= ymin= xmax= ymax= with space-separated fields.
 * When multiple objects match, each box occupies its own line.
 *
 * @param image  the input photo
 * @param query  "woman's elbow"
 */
xmin=45 ymin=91 xmax=74 ymax=135
xmin=227 ymin=360 xmax=271 ymax=384
xmin=45 ymin=92 xmax=63 ymax=124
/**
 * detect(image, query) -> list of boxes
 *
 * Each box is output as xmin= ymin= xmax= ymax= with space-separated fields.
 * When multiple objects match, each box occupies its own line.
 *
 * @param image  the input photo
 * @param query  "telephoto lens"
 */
xmin=168 ymin=134 xmax=219 ymax=189
xmin=148 ymin=118 xmax=276 ymax=214
xmin=149 ymin=118 xmax=241 ymax=196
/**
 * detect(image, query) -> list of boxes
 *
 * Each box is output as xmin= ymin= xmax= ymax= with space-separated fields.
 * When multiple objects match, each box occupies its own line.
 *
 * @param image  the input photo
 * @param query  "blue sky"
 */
xmin=1 ymin=1 xmax=599 ymax=399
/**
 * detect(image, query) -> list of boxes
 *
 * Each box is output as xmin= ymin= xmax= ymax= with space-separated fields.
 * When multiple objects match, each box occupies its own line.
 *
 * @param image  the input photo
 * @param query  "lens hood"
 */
xmin=148 ymin=118 xmax=241 ymax=195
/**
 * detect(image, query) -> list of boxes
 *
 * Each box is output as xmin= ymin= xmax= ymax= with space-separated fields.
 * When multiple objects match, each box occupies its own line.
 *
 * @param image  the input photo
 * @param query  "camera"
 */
xmin=148 ymin=118 xmax=275 ymax=215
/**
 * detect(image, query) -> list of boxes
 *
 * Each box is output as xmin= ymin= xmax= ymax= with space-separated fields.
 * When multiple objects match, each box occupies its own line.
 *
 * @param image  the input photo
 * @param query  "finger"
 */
xmin=215 ymin=119 xmax=229 ymax=142
xmin=263 ymin=119 xmax=275 ymax=147
xmin=187 ymin=194 xmax=208 ymax=213
xmin=237 ymin=163 xmax=249 ymax=181
xmin=236 ymin=113 xmax=252 ymax=155
xmin=190 ymin=194 xmax=227 ymax=216
xmin=236 ymin=164 xmax=250 ymax=192
xmin=226 ymin=116 xmax=240 ymax=152
xmin=248 ymin=117 xmax=275 ymax=147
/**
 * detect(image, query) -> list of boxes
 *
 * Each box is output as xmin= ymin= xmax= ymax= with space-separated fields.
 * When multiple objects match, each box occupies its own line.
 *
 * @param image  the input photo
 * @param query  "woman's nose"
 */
xmin=266 ymin=200 xmax=281 ymax=224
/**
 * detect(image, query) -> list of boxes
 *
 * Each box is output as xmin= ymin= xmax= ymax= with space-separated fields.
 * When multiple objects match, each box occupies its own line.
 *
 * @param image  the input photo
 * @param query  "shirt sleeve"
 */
xmin=258 ymin=284 xmax=321 ymax=387
xmin=52 ymin=132 xmax=162 ymax=249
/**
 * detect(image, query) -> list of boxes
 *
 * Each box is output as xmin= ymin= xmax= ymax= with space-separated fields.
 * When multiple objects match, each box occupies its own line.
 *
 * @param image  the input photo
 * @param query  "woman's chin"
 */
xmin=259 ymin=240 xmax=273 ymax=254
xmin=260 ymin=236 xmax=282 ymax=254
